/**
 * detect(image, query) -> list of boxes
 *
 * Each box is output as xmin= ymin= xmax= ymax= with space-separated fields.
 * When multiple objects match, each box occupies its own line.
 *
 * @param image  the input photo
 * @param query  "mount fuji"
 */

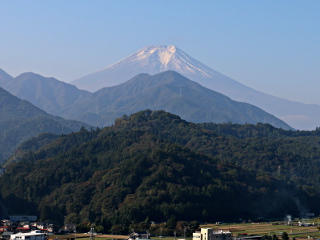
xmin=71 ymin=45 xmax=238 ymax=92
xmin=71 ymin=45 xmax=320 ymax=130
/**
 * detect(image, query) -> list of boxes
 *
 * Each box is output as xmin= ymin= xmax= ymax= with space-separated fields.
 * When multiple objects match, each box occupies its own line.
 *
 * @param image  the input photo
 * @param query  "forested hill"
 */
xmin=1 ymin=110 xmax=320 ymax=229
xmin=0 ymin=87 xmax=90 ymax=163
xmin=199 ymin=122 xmax=320 ymax=139
xmin=113 ymin=111 xmax=320 ymax=189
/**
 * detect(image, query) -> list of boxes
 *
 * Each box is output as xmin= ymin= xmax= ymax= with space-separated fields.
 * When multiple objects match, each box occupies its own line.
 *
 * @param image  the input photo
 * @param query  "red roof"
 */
xmin=0 ymin=226 xmax=10 ymax=228
xmin=17 ymin=227 xmax=30 ymax=230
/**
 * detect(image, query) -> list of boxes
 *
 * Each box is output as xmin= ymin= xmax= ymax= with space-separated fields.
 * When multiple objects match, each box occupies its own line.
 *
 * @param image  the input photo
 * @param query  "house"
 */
xmin=10 ymin=231 xmax=46 ymax=240
xmin=129 ymin=231 xmax=151 ymax=239
xmin=22 ymin=224 xmax=31 ymax=229
xmin=1 ymin=220 xmax=13 ymax=226
xmin=31 ymin=223 xmax=39 ymax=228
xmin=2 ymin=232 xmax=14 ymax=240
xmin=63 ymin=223 xmax=76 ymax=233
xmin=0 ymin=225 xmax=11 ymax=232
xmin=47 ymin=224 xmax=59 ymax=234
xmin=15 ymin=227 xmax=31 ymax=233
xmin=193 ymin=228 xmax=232 ymax=240
xmin=35 ymin=223 xmax=46 ymax=230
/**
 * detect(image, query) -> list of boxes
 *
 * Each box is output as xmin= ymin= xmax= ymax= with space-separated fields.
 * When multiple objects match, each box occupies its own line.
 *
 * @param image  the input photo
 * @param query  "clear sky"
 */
xmin=0 ymin=0 xmax=319 ymax=104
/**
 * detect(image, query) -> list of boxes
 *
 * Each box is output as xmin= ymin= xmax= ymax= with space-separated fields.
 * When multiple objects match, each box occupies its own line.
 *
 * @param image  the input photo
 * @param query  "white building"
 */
xmin=193 ymin=228 xmax=232 ymax=240
xmin=10 ymin=231 xmax=46 ymax=240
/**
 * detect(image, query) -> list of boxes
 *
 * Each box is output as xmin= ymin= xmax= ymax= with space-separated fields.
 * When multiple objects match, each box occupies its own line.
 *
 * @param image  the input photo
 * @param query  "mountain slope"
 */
xmin=71 ymin=45 xmax=320 ymax=130
xmin=62 ymin=71 xmax=291 ymax=129
xmin=0 ymin=87 xmax=90 ymax=163
xmin=0 ymin=110 xmax=318 ymax=226
xmin=2 ymin=72 xmax=91 ymax=115
xmin=0 ymin=68 xmax=13 ymax=87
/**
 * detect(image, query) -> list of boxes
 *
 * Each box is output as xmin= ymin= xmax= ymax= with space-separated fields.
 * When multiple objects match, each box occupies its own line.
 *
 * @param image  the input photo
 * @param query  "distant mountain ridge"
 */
xmin=0 ymin=68 xmax=13 ymax=86
xmin=0 ymin=68 xmax=291 ymax=130
xmin=60 ymin=71 xmax=291 ymax=129
xmin=3 ymin=72 xmax=91 ymax=115
xmin=71 ymin=45 xmax=320 ymax=130
xmin=0 ymin=87 xmax=90 ymax=163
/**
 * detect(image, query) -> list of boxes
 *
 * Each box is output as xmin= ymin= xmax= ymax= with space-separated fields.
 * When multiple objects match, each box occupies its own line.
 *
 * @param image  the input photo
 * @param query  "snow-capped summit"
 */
xmin=134 ymin=45 xmax=177 ymax=67
xmin=71 ymin=45 xmax=231 ymax=92
xmin=130 ymin=45 xmax=212 ymax=77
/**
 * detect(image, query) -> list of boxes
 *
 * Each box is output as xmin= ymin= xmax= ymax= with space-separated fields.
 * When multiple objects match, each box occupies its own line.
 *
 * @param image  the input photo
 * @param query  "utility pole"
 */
xmin=90 ymin=227 xmax=95 ymax=240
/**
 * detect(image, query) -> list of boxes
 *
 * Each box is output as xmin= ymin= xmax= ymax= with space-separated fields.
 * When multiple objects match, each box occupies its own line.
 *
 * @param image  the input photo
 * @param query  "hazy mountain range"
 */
xmin=0 ymin=69 xmax=290 ymax=130
xmin=71 ymin=45 xmax=320 ymax=130
xmin=1 ymin=72 xmax=91 ymax=115
xmin=1 ymin=45 xmax=319 ymax=130
xmin=0 ymin=68 xmax=13 ymax=85
xmin=0 ymin=87 xmax=90 ymax=163
xmin=60 ymin=71 xmax=291 ymax=129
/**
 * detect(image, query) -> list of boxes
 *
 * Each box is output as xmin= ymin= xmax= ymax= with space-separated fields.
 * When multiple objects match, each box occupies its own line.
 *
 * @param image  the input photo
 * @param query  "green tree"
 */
xmin=189 ymin=221 xmax=200 ymax=232
xmin=282 ymin=232 xmax=289 ymax=240
xmin=166 ymin=215 xmax=177 ymax=229
xmin=95 ymin=225 xmax=104 ymax=233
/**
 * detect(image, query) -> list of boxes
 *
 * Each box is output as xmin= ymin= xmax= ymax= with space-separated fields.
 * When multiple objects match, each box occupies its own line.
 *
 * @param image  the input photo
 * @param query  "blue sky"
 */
xmin=0 ymin=0 xmax=319 ymax=104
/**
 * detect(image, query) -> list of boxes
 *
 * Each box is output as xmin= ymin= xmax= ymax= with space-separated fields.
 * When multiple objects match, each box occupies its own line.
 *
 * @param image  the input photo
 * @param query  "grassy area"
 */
xmin=201 ymin=219 xmax=320 ymax=238
xmin=48 ymin=234 xmax=128 ymax=240
xmin=48 ymin=219 xmax=320 ymax=240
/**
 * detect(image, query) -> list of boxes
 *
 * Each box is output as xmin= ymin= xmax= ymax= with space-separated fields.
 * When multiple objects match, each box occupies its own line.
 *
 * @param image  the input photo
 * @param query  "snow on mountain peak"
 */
xmin=121 ymin=44 xmax=213 ymax=78
xmin=134 ymin=45 xmax=176 ymax=67
xmin=72 ymin=44 xmax=221 ymax=92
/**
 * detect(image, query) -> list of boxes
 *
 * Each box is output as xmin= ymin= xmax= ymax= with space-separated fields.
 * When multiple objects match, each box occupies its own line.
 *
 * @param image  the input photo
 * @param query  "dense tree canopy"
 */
xmin=1 ymin=110 xmax=320 ymax=231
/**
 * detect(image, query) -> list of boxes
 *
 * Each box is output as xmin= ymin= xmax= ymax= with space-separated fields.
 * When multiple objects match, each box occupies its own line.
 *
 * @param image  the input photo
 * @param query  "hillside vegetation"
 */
xmin=0 ymin=87 xmax=90 ymax=163
xmin=1 ymin=110 xmax=320 ymax=231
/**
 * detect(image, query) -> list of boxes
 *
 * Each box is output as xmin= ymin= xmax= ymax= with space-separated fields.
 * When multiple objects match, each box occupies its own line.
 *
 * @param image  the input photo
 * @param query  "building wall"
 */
xmin=193 ymin=232 xmax=202 ymax=240
xmin=10 ymin=233 xmax=45 ymax=240
xmin=193 ymin=228 xmax=232 ymax=240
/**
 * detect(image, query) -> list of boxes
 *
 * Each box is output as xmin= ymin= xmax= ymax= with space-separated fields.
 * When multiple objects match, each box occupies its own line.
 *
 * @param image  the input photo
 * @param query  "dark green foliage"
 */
xmin=166 ymin=215 xmax=177 ymax=229
xmin=261 ymin=235 xmax=271 ymax=240
xmin=199 ymin=122 xmax=320 ymax=139
xmin=4 ymin=132 xmax=60 ymax=166
xmin=1 ymin=110 xmax=320 ymax=229
xmin=0 ymin=87 xmax=91 ymax=163
xmin=282 ymin=232 xmax=289 ymax=240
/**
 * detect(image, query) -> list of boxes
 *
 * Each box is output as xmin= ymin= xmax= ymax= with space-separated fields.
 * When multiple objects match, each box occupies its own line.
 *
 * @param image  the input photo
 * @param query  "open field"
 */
xmin=202 ymin=220 xmax=320 ymax=238
xmin=48 ymin=220 xmax=320 ymax=240
xmin=48 ymin=234 xmax=128 ymax=240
